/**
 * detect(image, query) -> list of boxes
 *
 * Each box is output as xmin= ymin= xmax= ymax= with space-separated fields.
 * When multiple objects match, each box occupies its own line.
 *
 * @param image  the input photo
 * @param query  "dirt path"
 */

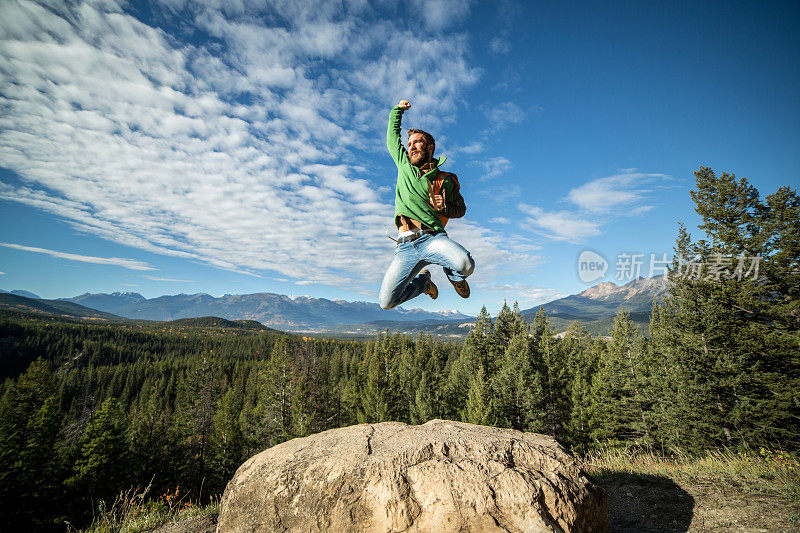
xmin=600 ymin=475 xmax=800 ymax=532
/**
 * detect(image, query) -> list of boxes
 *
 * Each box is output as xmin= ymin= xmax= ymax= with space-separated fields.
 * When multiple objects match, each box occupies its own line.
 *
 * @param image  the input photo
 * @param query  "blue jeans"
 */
xmin=379 ymin=232 xmax=475 ymax=310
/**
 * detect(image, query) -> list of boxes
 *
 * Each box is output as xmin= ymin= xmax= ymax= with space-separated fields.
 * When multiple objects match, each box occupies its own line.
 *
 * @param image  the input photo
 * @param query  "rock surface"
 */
xmin=217 ymin=419 xmax=609 ymax=532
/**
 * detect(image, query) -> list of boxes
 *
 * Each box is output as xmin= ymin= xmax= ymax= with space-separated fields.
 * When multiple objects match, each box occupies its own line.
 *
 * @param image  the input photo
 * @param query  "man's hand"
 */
xmin=430 ymin=189 xmax=446 ymax=211
xmin=398 ymin=100 xmax=411 ymax=111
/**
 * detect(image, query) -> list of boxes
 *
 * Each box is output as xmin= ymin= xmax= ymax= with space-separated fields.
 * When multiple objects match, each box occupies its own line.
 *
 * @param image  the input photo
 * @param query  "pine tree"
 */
xmin=359 ymin=334 xmax=392 ymax=422
xmin=462 ymin=366 xmax=496 ymax=426
xmin=559 ymin=322 xmax=597 ymax=450
xmin=760 ymin=185 xmax=800 ymax=331
xmin=493 ymin=301 xmax=527 ymax=359
xmin=650 ymin=168 xmax=800 ymax=449
xmin=589 ymin=311 xmax=652 ymax=447
xmin=531 ymin=309 xmax=569 ymax=440
xmin=0 ymin=359 xmax=62 ymax=528
xmin=492 ymin=333 xmax=546 ymax=432
xmin=126 ymin=384 xmax=180 ymax=492
xmin=256 ymin=337 xmax=294 ymax=445
xmin=68 ymin=397 xmax=128 ymax=502
xmin=648 ymin=302 xmax=693 ymax=451
xmin=211 ymin=387 xmax=245 ymax=492
xmin=446 ymin=306 xmax=494 ymax=416
xmin=410 ymin=373 xmax=436 ymax=424
xmin=290 ymin=380 xmax=314 ymax=437
xmin=174 ymin=355 xmax=223 ymax=496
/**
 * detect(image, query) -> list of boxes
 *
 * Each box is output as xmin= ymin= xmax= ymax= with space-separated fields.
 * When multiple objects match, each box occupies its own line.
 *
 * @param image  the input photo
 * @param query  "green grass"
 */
xmin=581 ymin=445 xmax=800 ymax=501
xmin=70 ymin=482 xmax=220 ymax=533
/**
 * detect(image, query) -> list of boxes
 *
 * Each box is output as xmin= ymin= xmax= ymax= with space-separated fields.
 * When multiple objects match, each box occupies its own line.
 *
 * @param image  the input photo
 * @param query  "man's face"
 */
xmin=408 ymin=132 xmax=432 ymax=167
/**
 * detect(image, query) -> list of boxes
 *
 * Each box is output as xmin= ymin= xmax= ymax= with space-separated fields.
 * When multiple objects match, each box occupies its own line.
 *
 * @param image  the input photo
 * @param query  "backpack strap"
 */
xmin=432 ymin=172 xmax=459 ymax=196
xmin=429 ymin=172 xmax=458 ymax=228
xmin=443 ymin=172 xmax=460 ymax=191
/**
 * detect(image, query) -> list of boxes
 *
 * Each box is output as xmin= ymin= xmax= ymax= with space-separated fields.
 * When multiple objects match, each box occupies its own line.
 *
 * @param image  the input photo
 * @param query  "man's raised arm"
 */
xmin=387 ymin=99 xmax=411 ymax=167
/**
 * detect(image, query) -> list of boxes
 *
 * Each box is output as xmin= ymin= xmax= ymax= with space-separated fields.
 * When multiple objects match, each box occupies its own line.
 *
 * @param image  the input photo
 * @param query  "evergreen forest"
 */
xmin=0 ymin=168 xmax=797 ymax=531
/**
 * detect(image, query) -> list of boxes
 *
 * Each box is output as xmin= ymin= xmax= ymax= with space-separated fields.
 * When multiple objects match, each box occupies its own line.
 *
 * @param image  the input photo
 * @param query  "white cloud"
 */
xmin=473 ymin=156 xmax=512 ymax=181
xmin=517 ymin=205 xmax=602 ymax=243
xmin=484 ymin=101 xmax=526 ymax=130
xmin=408 ymin=0 xmax=473 ymax=31
xmin=489 ymin=217 xmax=510 ymax=224
xmin=144 ymin=276 xmax=194 ymax=282
xmin=485 ymin=282 xmax=564 ymax=308
xmin=0 ymin=0 xmax=540 ymax=295
xmin=514 ymin=169 xmax=670 ymax=242
xmin=567 ymin=170 xmax=670 ymax=214
xmin=437 ymin=219 xmax=543 ymax=285
xmin=495 ymin=0 xmax=524 ymax=20
xmin=446 ymin=141 xmax=483 ymax=156
xmin=489 ymin=37 xmax=510 ymax=54
xmin=630 ymin=205 xmax=655 ymax=216
xmin=478 ymin=182 xmax=522 ymax=209
xmin=460 ymin=142 xmax=484 ymax=154
xmin=0 ymin=242 xmax=156 ymax=270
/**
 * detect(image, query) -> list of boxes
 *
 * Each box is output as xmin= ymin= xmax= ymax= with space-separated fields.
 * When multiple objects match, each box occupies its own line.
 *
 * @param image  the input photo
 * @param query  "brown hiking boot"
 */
xmin=420 ymin=269 xmax=438 ymax=300
xmin=449 ymin=277 xmax=470 ymax=298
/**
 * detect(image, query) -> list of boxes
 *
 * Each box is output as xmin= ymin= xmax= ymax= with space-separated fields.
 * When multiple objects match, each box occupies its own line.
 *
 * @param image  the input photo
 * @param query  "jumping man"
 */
xmin=379 ymin=99 xmax=475 ymax=310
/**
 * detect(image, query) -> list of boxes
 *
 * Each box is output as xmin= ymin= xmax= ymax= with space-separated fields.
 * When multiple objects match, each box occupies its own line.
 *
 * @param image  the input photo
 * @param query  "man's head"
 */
xmin=407 ymin=128 xmax=435 ymax=167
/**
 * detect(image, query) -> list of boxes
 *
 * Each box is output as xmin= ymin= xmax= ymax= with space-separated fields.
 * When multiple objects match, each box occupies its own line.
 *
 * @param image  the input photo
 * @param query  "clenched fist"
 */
xmin=398 ymin=100 xmax=411 ymax=110
xmin=430 ymin=189 xmax=446 ymax=211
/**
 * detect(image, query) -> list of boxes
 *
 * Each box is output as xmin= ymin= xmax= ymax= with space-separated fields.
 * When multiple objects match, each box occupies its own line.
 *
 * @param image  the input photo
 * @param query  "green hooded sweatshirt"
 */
xmin=386 ymin=106 xmax=464 ymax=232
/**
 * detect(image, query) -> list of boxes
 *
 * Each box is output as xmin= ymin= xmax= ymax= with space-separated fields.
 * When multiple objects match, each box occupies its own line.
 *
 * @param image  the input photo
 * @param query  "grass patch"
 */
xmin=69 ymin=482 xmax=220 ymax=533
xmin=581 ymin=445 xmax=800 ymax=501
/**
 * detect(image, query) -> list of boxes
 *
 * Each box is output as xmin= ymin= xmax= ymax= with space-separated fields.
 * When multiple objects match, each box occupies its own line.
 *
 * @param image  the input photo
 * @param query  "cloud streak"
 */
xmin=484 ymin=282 xmax=565 ymax=308
xmin=567 ymin=170 xmax=669 ymax=215
xmin=144 ymin=276 xmax=194 ymax=282
xmin=0 ymin=242 xmax=156 ymax=270
xmin=516 ymin=169 xmax=670 ymax=242
xmin=473 ymin=156 xmax=512 ymax=181
xmin=484 ymin=101 xmax=526 ymax=130
xmin=517 ymin=205 xmax=602 ymax=243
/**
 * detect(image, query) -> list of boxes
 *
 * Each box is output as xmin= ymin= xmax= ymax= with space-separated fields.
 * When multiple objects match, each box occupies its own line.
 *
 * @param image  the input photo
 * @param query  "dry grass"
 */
xmin=70 ymin=482 xmax=220 ymax=533
xmin=581 ymin=445 xmax=800 ymax=502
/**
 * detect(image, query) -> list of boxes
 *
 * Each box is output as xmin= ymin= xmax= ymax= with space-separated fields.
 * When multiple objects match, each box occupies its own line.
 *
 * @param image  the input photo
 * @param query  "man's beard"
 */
xmin=410 ymin=150 xmax=428 ymax=167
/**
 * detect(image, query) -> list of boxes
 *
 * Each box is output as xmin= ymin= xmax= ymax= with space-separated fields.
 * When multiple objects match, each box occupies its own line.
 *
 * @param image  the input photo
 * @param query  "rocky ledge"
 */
xmin=218 ymin=419 xmax=609 ymax=532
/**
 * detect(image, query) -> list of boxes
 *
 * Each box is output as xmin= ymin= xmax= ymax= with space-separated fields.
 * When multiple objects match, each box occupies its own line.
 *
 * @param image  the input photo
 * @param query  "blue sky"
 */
xmin=1 ymin=0 xmax=798 ymax=316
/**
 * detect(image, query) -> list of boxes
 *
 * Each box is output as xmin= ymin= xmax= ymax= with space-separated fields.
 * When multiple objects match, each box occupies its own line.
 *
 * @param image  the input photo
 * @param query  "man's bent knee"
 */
xmin=379 ymin=291 xmax=396 ymax=310
xmin=461 ymin=255 xmax=475 ymax=277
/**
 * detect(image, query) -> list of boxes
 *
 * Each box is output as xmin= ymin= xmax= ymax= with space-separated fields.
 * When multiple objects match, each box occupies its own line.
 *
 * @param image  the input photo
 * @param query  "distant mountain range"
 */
xmin=0 ymin=292 xmax=123 ymax=322
xmin=520 ymin=276 xmax=669 ymax=334
xmin=1 ymin=276 xmax=669 ymax=336
xmin=280 ymin=276 xmax=670 ymax=337
xmin=60 ymin=291 xmax=471 ymax=330
xmin=0 ymin=293 xmax=282 ymax=333
xmin=0 ymin=289 xmax=41 ymax=299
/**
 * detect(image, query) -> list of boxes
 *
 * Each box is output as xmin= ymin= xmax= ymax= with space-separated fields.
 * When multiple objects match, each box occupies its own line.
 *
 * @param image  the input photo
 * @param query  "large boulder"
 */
xmin=218 ymin=419 xmax=609 ymax=532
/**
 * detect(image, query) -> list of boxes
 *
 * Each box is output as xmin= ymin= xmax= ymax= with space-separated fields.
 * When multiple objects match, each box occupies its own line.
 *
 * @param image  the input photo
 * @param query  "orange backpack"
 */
xmin=428 ymin=172 xmax=460 ymax=227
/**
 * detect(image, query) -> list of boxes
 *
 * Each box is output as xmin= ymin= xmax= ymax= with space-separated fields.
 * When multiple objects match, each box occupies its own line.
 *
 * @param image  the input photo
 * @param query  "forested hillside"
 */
xmin=0 ymin=167 xmax=797 ymax=531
